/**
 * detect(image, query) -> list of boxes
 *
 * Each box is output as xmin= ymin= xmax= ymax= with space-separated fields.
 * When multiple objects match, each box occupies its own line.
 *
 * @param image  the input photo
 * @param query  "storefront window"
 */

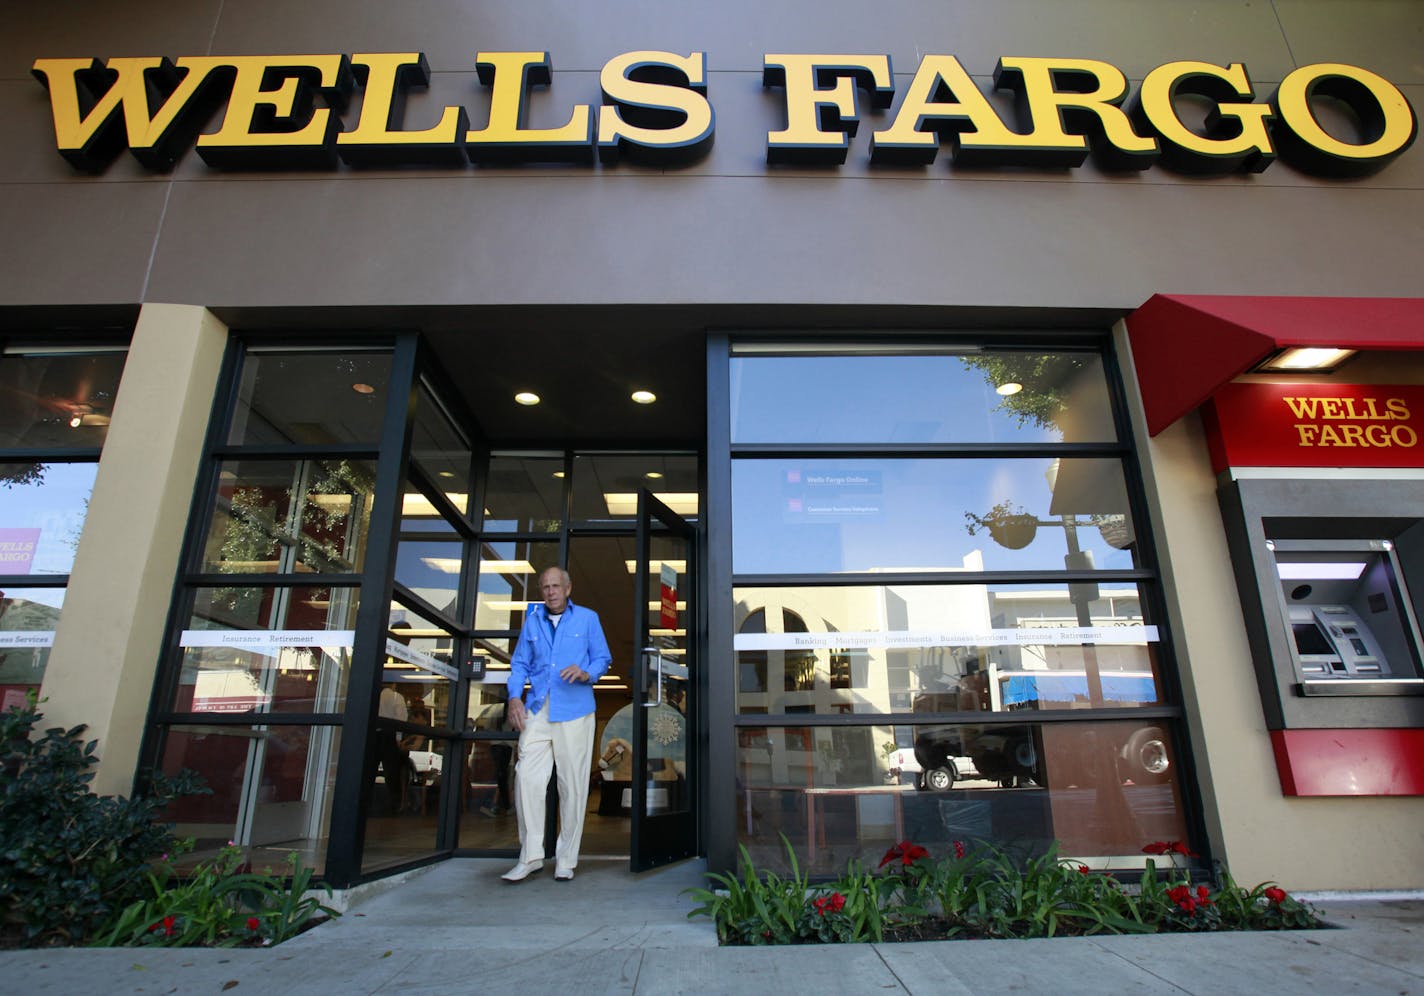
xmin=731 ymin=457 xmax=1137 ymax=574
xmin=734 ymin=583 xmax=1163 ymax=715
xmin=158 ymin=723 xmax=341 ymax=878
xmin=473 ymin=540 xmax=559 ymax=632
xmin=456 ymin=740 xmax=518 ymax=849
xmin=227 ymin=351 xmax=391 ymax=446
xmin=395 ymin=538 xmax=463 ymax=619
xmin=201 ymin=459 xmax=377 ymax=574
xmin=0 ymin=349 xmax=125 ymax=448
xmin=410 ymin=382 xmax=471 ymax=515
xmin=736 ymin=719 xmax=1187 ymax=875
xmin=483 ymin=455 xmax=564 ymax=531
xmin=0 ymin=587 xmax=63 ymax=710
xmin=728 ymin=339 xmax=1191 ymax=873
xmin=362 ymin=730 xmax=452 ymax=873
xmin=172 ymin=585 xmax=357 ymax=714
xmin=400 ymin=477 xmax=458 ymax=532
xmin=570 ymin=453 xmax=699 ymax=521
xmin=0 ymin=344 xmax=127 ymax=700
xmin=384 ymin=602 xmax=457 ymax=729
xmin=0 ymin=462 xmax=98 ymax=574
xmin=730 ymin=350 xmax=1117 ymax=445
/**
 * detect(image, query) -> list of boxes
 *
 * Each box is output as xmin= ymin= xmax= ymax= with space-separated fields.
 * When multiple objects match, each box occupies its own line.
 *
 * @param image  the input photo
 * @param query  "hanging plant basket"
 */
xmin=1093 ymin=514 xmax=1133 ymax=550
xmin=987 ymin=514 xmax=1038 ymax=550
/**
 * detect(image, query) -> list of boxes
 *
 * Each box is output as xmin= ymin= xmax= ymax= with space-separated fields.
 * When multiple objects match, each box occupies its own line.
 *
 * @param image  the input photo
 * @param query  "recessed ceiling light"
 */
xmin=1255 ymin=347 xmax=1357 ymax=373
xmin=996 ymin=382 xmax=1023 ymax=396
xmin=552 ymin=470 xmax=566 ymax=479
xmin=631 ymin=390 xmax=657 ymax=404
xmin=645 ymin=471 xmax=664 ymax=480
xmin=352 ymin=383 xmax=376 ymax=395
xmin=514 ymin=392 xmax=540 ymax=406
xmin=438 ymin=471 xmax=455 ymax=479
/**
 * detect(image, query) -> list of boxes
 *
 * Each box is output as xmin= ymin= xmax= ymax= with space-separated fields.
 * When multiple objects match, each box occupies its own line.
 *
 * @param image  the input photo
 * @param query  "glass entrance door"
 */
xmin=631 ymin=490 xmax=697 ymax=871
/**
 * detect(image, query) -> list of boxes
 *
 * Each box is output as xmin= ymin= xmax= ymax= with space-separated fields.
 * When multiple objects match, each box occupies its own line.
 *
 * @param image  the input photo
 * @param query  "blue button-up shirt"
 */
xmin=506 ymin=600 xmax=611 ymax=722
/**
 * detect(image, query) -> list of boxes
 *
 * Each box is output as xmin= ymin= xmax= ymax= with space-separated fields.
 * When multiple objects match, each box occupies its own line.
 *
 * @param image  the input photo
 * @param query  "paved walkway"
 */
xmin=2 ymin=857 xmax=1422 ymax=994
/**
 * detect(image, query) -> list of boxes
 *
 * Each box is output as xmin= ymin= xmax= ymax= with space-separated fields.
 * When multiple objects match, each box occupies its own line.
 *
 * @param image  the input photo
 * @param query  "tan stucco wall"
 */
xmin=1115 ymin=323 xmax=1424 ymax=892
xmin=39 ymin=303 xmax=227 ymax=795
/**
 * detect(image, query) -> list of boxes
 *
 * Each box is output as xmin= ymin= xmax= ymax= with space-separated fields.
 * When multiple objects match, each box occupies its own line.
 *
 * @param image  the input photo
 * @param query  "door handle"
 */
xmin=642 ymin=647 xmax=662 ymax=707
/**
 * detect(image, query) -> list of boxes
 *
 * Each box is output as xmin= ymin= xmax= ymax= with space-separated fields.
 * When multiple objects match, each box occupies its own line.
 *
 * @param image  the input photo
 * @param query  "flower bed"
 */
xmin=687 ymin=837 xmax=1321 ymax=945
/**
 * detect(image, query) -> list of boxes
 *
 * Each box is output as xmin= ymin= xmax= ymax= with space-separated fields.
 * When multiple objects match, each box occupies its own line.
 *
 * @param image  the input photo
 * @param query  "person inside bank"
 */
xmin=502 ymin=566 xmax=611 ymax=882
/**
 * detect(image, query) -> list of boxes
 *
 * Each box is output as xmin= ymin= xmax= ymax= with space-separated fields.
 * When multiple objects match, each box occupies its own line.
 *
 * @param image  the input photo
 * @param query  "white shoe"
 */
xmin=554 ymin=865 xmax=574 ymax=881
xmin=501 ymin=860 xmax=543 ymax=882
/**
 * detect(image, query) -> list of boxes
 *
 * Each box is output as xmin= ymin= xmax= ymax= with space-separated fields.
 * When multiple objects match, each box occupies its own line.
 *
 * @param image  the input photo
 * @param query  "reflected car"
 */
xmin=910 ymin=728 xmax=981 ymax=790
xmin=912 ymin=723 xmax=1171 ymax=790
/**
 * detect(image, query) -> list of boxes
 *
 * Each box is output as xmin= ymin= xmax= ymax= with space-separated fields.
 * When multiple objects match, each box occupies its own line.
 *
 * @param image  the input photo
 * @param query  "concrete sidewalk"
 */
xmin=2 ymin=857 xmax=1422 ymax=994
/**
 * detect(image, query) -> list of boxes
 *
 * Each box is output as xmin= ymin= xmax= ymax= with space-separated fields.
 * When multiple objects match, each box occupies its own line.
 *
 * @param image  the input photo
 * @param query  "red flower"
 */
xmin=953 ymin=840 xmax=966 ymax=860
xmin=247 ymin=917 xmax=261 ymax=931
xmin=1166 ymin=885 xmax=1191 ymax=903
xmin=163 ymin=915 xmax=175 ymax=928
xmin=1078 ymin=865 xmax=1090 ymax=875
xmin=812 ymin=892 xmax=847 ymax=916
xmin=1142 ymin=840 xmax=1198 ymax=858
xmin=1264 ymin=886 xmax=1287 ymax=905
xmin=1196 ymin=885 xmax=1211 ymax=905
xmin=879 ymin=840 xmax=929 ymax=868
xmin=1178 ymin=897 xmax=1197 ymax=914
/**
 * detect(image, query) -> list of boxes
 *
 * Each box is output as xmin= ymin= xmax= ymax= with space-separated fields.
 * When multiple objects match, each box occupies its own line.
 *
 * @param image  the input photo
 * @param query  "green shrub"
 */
xmin=0 ymin=698 xmax=208 ymax=947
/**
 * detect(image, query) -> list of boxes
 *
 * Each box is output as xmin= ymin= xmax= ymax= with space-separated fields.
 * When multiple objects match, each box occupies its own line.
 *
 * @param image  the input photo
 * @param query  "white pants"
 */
xmin=514 ymin=708 xmax=595 ymax=869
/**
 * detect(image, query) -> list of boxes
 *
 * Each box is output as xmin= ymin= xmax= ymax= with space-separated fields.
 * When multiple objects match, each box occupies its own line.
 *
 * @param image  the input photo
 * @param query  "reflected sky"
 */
xmin=0 ymin=462 xmax=96 ymax=575
xmin=731 ymin=457 xmax=1136 ymax=574
xmin=730 ymin=353 xmax=1116 ymax=444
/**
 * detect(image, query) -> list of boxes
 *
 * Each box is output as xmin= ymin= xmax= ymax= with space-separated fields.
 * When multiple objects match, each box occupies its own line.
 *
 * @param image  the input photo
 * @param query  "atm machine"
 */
xmin=1271 ymin=539 xmax=1424 ymax=696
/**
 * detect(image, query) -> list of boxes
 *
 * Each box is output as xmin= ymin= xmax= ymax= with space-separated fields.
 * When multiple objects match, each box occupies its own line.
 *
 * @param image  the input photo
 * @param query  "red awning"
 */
xmin=1125 ymin=294 xmax=1424 ymax=436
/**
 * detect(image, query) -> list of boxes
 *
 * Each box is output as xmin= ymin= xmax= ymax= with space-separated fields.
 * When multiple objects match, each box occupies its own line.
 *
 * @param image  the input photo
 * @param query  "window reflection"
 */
xmin=0 ymin=587 xmax=62 ymax=706
xmin=385 ymin=603 xmax=457 ymax=730
xmin=0 ymin=349 xmax=126 ymax=448
xmin=474 ymin=541 xmax=559 ymax=632
xmin=730 ymin=351 xmax=1117 ymax=444
xmin=734 ymin=584 xmax=1161 ymax=715
xmin=736 ymin=720 xmax=1187 ymax=875
xmin=203 ymin=459 xmax=376 ymax=574
xmin=0 ymin=462 xmax=97 ymax=574
xmin=731 ymin=457 xmax=1136 ymax=574
xmin=395 ymin=538 xmax=462 ymax=620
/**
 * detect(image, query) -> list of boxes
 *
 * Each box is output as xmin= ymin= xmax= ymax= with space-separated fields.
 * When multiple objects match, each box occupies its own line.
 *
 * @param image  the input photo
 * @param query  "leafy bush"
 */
xmin=0 ymin=698 xmax=208 ymax=947
xmin=687 ymin=836 xmax=1322 ymax=944
xmin=93 ymin=844 xmax=338 ymax=948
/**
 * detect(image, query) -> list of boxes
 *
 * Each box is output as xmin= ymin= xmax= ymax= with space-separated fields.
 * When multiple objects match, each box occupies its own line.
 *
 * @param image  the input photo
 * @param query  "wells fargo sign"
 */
xmin=31 ymin=51 xmax=1417 ymax=177
xmin=1205 ymin=383 xmax=1424 ymax=471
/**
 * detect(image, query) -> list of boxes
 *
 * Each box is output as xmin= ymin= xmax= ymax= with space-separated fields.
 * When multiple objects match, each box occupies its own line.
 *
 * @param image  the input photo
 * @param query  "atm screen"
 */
xmin=1292 ymin=622 xmax=1335 ymax=657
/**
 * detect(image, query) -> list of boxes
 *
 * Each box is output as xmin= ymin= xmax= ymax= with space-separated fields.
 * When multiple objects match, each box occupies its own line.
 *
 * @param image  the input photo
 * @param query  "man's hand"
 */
xmin=559 ymin=665 xmax=590 ymax=683
xmin=507 ymin=697 xmax=527 ymax=732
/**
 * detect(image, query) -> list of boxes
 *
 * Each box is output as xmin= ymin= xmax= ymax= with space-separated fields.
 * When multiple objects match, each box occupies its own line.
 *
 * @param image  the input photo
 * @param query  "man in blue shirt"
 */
xmin=502 ymin=566 xmax=612 ymax=882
